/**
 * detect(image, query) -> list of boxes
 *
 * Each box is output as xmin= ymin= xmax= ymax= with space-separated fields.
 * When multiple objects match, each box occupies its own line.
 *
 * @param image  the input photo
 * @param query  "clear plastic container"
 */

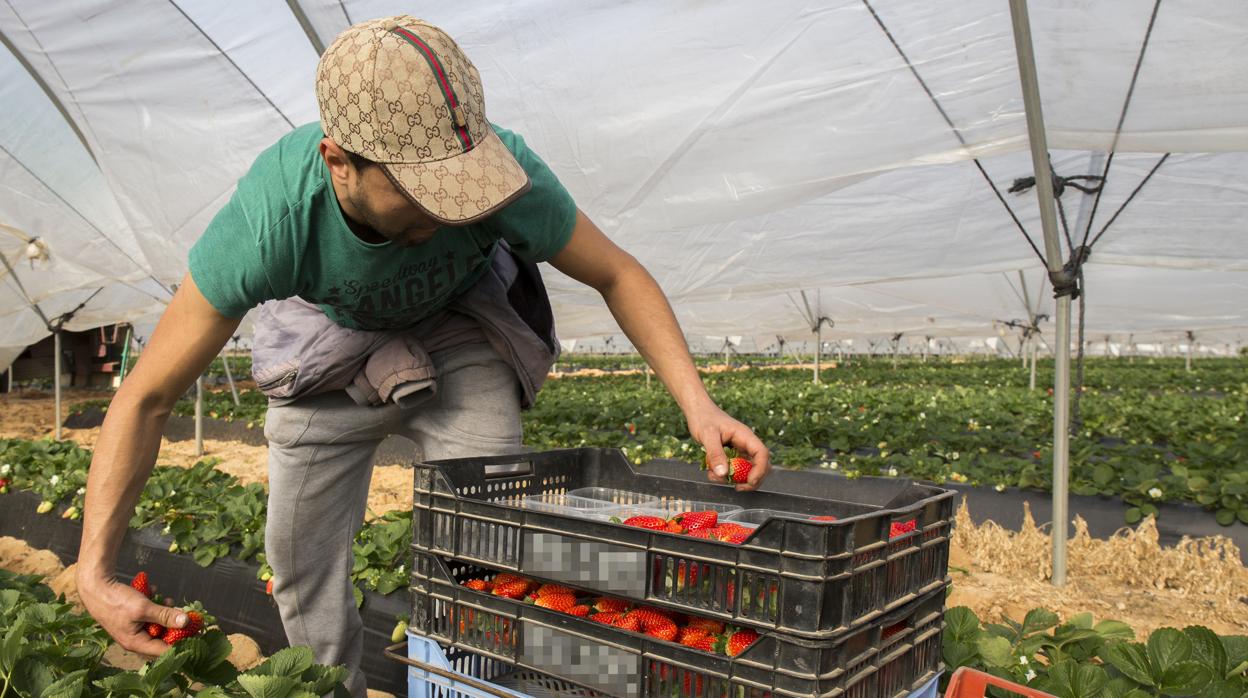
xmin=566 ymin=487 xmax=660 ymax=508
xmin=724 ymin=508 xmax=819 ymax=527
xmin=656 ymin=499 xmax=743 ymax=518
xmin=522 ymin=493 xmax=619 ymax=520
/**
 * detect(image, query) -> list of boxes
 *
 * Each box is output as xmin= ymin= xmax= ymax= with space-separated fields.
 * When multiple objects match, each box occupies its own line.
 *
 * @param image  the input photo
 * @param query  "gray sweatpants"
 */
xmin=263 ymin=343 xmax=523 ymax=696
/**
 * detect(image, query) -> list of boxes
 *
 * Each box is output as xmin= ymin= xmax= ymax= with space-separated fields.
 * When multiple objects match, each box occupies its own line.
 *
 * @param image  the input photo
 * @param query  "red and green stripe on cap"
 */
xmin=391 ymin=27 xmax=474 ymax=151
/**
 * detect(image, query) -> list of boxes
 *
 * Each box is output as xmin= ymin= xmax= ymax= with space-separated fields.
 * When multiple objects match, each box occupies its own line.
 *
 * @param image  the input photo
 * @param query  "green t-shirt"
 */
xmin=189 ymin=122 xmax=577 ymax=330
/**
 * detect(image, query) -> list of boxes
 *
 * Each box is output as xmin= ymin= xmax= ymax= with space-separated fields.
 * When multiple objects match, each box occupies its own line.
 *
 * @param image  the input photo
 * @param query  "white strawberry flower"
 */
xmin=951 ymin=452 xmax=960 ymax=460
xmin=887 ymin=467 xmax=899 ymax=477
xmin=1019 ymin=656 xmax=1029 ymax=666
xmin=995 ymin=484 xmax=1006 ymax=492
xmin=0 ymin=463 xmax=10 ymax=475
xmin=77 ymin=487 xmax=86 ymax=495
xmin=49 ymin=474 xmax=60 ymax=486
xmin=1025 ymin=669 xmax=1037 ymax=682
xmin=1148 ymin=487 xmax=1163 ymax=499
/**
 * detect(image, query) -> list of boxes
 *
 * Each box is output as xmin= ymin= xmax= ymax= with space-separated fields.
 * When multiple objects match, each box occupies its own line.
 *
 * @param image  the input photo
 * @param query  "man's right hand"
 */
xmin=78 ymin=574 xmax=191 ymax=656
xmin=77 ymin=272 xmax=241 ymax=653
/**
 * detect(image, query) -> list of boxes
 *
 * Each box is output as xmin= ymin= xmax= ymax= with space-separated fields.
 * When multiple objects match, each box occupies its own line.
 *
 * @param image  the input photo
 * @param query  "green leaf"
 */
xmin=252 ymin=646 xmax=315 ymax=678
xmin=1216 ymin=509 xmax=1236 ymax=526
xmin=1157 ymin=661 xmax=1213 ymax=696
xmin=92 ymin=671 xmax=148 ymax=695
xmin=1221 ymin=635 xmax=1248 ymax=678
xmin=1199 ymin=679 xmax=1248 ymax=698
xmin=142 ymin=649 xmax=189 ymax=691
xmin=976 ymin=635 xmax=1013 ymax=668
xmin=943 ymin=607 xmax=981 ymax=642
xmin=943 ymin=640 xmax=980 ymax=670
xmin=1184 ymin=626 xmax=1228 ymax=676
xmin=1067 ymin=612 xmax=1094 ymax=630
xmin=302 ymin=664 xmax=349 ymax=695
xmin=1093 ymin=464 xmax=1115 ymax=486
xmin=237 ymin=674 xmax=301 ymax=698
xmin=1148 ymin=627 xmax=1193 ymax=672
xmin=193 ymin=687 xmax=230 ymax=698
xmin=1125 ymin=507 xmax=1143 ymax=524
xmin=1039 ymin=659 xmax=1107 ymax=698
xmin=1094 ymin=620 xmax=1136 ymax=643
xmin=1104 ymin=642 xmax=1155 ymax=687
xmin=1021 ymin=608 xmax=1061 ymax=636
xmin=1 ymin=618 xmax=28 ymax=672
xmin=41 ymin=668 xmax=88 ymax=698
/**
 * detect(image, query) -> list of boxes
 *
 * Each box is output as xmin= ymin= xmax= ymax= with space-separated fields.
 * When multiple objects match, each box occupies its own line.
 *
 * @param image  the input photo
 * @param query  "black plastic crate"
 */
xmin=412 ymin=448 xmax=954 ymax=639
xmin=410 ymin=553 xmax=945 ymax=698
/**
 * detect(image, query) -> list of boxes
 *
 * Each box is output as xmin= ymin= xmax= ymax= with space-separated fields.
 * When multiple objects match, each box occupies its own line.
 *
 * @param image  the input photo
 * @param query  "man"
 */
xmin=77 ymin=16 xmax=769 ymax=695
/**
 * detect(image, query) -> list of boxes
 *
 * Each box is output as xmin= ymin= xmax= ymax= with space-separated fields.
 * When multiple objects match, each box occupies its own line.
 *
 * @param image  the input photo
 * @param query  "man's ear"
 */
xmin=320 ymin=138 xmax=352 ymax=187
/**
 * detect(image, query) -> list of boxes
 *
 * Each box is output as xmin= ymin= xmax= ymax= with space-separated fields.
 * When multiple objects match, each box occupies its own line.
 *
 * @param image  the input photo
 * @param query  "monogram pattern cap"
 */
xmin=316 ymin=16 xmax=531 ymax=224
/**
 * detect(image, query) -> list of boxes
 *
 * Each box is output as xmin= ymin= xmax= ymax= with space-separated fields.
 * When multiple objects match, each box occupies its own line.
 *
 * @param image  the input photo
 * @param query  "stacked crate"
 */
xmin=408 ymin=448 xmax=954 ymax=698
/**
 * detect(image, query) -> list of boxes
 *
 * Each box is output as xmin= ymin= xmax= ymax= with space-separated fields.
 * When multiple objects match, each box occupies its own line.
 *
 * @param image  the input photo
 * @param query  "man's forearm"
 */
xmin=78 ymin=389 xmax=174 ymax=582
xmin=598 ymin=261 xmax=713 ymax=414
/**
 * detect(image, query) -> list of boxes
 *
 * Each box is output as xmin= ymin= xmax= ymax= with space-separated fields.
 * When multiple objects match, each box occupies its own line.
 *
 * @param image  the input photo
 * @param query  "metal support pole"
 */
xmin=195 ymin=375 xmax=204 ymax=457
xmin=1029 ymin=339 xmax=1038 ymax=391
xmin=221 ymin=352 xmax=240 ymax=406
xmin=118 ymin=326 xmax=133 ymax=383
xmin=1185 ymin=331 xmax=1194 ymax=372
xmin=814 ymin=324 xmax=822 ymax=384
xmin=1010 ymin=0 xmax=1071 ymax=587
xmin=53 ymin=329 xmax=62 ymax=440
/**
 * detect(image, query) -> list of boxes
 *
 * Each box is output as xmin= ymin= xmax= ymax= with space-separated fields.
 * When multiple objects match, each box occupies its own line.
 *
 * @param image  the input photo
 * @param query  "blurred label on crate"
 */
xmin=522 ymin=624 xmax=640 ymax=696
xmin=522 ymin=532 xmax=647 ymax=595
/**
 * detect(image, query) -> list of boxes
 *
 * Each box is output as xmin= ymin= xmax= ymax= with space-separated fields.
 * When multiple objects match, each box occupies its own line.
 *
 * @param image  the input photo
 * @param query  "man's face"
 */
xmin=344 ymin=163 xmax=443 ymax=247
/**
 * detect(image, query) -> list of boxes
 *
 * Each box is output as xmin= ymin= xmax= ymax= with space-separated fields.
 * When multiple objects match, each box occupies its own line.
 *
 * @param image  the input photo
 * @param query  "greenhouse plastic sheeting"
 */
xmin=1 ymin=0 xmax=1246 ymax=368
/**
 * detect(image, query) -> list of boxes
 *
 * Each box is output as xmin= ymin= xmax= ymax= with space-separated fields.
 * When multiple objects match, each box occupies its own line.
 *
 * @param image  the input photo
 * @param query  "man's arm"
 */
xmin=78 ymin=273 xmax=241 ymax=655
xmin=549 ymin=210 xmax=770 ymax=490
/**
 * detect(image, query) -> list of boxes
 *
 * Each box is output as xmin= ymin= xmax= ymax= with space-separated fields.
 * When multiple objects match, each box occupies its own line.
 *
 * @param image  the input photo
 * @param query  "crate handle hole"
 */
xmin=484 ymin=461 xmax=534 ymax=479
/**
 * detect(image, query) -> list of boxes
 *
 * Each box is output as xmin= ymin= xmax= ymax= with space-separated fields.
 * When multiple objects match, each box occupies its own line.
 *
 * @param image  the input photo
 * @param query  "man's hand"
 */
xmin=687 ymin=403 xmax=771 ymax=492
xmin=78 ymin=574 xmax=190 ymax=656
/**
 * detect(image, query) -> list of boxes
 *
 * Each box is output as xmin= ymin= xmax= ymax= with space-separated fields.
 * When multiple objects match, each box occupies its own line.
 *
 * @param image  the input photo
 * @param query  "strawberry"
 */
xmin=130 ymin=571 xmax=152 ymax=598
xmin=491 ymin=579 xmax=532 ymax=599
xmin=146 ymin=622 xmax=165 ymax=638
xmin=568 ymin=604 xmax=591 ymax=617
xmin=463 ymin=579 xmax=492 ymax=592
xmin=162 ymin=611 xmax=204 ymax=645
xmin=687 ymin=528 xmax=716 ymax=539
xmin=491 ymin=572 xmax=525 ymax=586
xmin=889 ymin=520 xmax=917 ymax=538
xmin=643 ymin=615 xmax=678 ymax=642
xmin=614 ymin=614 xmax=642 ymax=632
xmin=536 ymin=583 xmax=576 ymax=598
xmin=623 ymin=516 xmax=668 ymax=530
xmin=594 ymin=598 xmax=630 ymax=613
xmin=718 ymin=628 xmax=759 ymax=657
xmin=687 ymin=618 xmax=725 ymax=634
xmin=715 ymin=527 xmax=751 ymax=545
xmin=678 ymin=628 xmax=716 ymax=652
xmin=727 ymin=457 xmax=753 ymax=483
xmin=265 ymin=578 xmax=274 ymax=595
xmin=533 ymin=594 xmax=578 ymax=612
xmin=664 ymin=520 xmax=686 ymax=534
xmin=590 ymin=611 xmax=624 ymax=625
xmin=676 ymin=511 xmax=718 ymax=531
xmin=0 ymin=478 xmax=9 ymax=493
xmin=810 ymin=515 xmax=838 ymax=522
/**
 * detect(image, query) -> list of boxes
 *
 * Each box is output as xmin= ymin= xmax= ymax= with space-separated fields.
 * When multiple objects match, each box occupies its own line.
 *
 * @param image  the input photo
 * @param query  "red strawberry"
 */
xmin=664 ymin=520 xmax=686 ymax=534
xmin=491 ymin=572 xmax=525 ymax=586
xmin=676 ymin=511 xmax=718 ymax=531
xmin=726 ymin=457 xmax=753 ymax=484
xmin=614 ymin=613 xmax=642 ymax=632
xmin=162 ymin=612 xmax=204 ymax=644
xmin=810 ymin=515 xmax=838 ymax=522
xmin=718 ymin=628 xmax=759 ymax=657
xmin=536 ymin=583 xmax=576 ymax=598
xmin=265 ymin=578 xmax=274 ymax=595
xmin=1033 ymin=450 xmax=1043 ymax=459
xmin=686 ymin=618 xmax=725 ymax=635
xmin=533 ymin=594 xmax=578 ymax=612
xmin=491 ymin=579 xmax=532 ymax=599
xmin=594 ymin=598 xmax=630 ymax=613
xmin=688 ymin=528 xmax=716 ymax=539
xmin=568 ymin=605 xmax=591 ymax=617
xmin=130 ymin=571 xmax=152 ymax=598
xmin=590 ymin=611 xmax=624 ymax=625
xmin=889 ymin=520 xmax=917 ymax=538
xmin=463 ymin=579 xmax=492 ymax=592
xmin=678 ymin=628 xmax=717 ymax=652
xmin=623 ymin=516 xmax=668 ymax=530
xmin=643 ymin=615 xmax=678 ymax=642
xmin=716 ymin=527 xmax=751 ymax=545
xmin=0 ymin=477 xmax=10 ymax=493
xmin=146 ymin=622 xmax=165 ymax=638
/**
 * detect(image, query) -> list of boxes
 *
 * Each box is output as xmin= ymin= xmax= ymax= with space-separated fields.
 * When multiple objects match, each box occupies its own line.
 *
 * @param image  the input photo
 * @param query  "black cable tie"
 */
xmin=1050 ymin=246 xmax=1092 ymax=299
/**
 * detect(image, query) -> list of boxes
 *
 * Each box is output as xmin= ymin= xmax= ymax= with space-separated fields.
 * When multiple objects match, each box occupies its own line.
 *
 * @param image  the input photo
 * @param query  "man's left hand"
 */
xmin=687 ymin=404 xmax=771 ymax=492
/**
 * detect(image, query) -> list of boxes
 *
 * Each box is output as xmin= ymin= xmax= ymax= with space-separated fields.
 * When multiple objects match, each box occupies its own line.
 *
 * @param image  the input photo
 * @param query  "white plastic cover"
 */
xmin=1 ymin=0 xmax=1246 ymax=371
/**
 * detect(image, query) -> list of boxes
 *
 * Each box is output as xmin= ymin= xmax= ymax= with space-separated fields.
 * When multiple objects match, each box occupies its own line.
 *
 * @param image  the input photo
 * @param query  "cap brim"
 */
xmin=382 ymin=129 xmax=531 ymax=225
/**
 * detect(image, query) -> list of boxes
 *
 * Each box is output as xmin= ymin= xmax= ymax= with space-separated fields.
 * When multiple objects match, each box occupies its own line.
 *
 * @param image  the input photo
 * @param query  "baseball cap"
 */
xmin=316 ymin=16 xmax=531 ymax=224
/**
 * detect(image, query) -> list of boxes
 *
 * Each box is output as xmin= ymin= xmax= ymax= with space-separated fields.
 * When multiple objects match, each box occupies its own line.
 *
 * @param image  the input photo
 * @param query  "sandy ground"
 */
xmin=4 ymin=389 xmax=1247 ymax=640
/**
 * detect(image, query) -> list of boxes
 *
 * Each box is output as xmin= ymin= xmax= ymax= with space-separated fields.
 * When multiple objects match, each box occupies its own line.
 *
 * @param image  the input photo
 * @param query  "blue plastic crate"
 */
xmin=400 ymin=632 xmax=942 ymax=698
